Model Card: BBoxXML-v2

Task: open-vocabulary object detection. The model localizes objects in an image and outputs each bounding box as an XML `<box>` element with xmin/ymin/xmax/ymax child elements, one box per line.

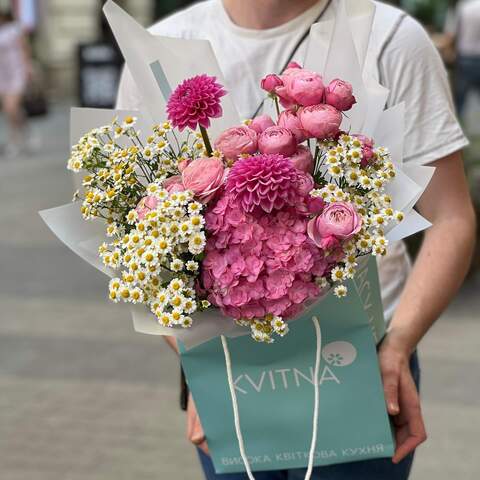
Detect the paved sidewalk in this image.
<box><xmin>0</xmin><ymin>104</ymin><xmax>479</xmax><ymax>480</ymax></box>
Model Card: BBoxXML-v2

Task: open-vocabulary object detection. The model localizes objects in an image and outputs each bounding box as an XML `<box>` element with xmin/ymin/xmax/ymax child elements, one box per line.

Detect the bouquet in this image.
<box><xmin>41</xmin><ymin>2</ymin><xmax>438</xmax><ymax>475</ymax></box>
<box><xmin>66</xmin><ymin>64</ymin><xmax>404</xmax><ymax>343</ymax></box>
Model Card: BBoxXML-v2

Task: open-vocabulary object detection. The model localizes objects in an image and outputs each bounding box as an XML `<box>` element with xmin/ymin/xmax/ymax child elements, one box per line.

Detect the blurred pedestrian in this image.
<box><xmin>0</xmin><ymin>6</ymin><xmax>31</xmax><ymax>158</ymax></box>
<box><xmin>446</xmin><ymin>0</ymin><xmax>480</xmax><ymax>117</ymax></box>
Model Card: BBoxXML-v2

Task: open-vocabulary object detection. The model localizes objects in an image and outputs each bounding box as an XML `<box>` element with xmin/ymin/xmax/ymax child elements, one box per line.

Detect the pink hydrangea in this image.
<box><xmin>166</xmin><ymin>74</ymin><xmax>226</xmax><ymax>131</ymax></box>
<box><xmin>201</xmin><ymin>192</ymin><xmax>334</xmax><ymax>322</ymax></box>
<box><xmin>226</xmin><ymin>154</ymin><xmax>301</xmax><ymax>214</ymax></box>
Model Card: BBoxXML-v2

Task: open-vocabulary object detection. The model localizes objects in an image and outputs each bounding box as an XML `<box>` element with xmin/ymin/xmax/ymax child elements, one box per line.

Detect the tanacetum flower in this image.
<box><xmin>226</xmin><ymin>154</ymin><xmax>300</xmax><ymax>213</ymax></box>
<box><xmin>166</xmin><ymin>74</ymin><xmax>226</xmax><ymax>131</ymax></box>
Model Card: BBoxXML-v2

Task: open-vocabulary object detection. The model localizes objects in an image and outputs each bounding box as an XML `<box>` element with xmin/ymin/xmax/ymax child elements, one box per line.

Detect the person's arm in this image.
<box><xmin>164</xmin><ymin>335</ymin><xmax>179</xmax><ymax>353</ymax></box>
<box><xmin>18</xmin><ymin>27</ymin><xmax>33</xmax><ymax>79</ymax></box>
<box><xmin>379</xmin><ymin>151</ymin><xmax>476</xmax><ymax>463</ymax></box>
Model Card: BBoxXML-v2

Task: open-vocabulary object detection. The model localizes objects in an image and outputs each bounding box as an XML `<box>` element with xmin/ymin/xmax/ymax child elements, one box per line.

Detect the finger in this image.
<box><xmin>198</xmin><ymin>439</ymin><xmax>210</xmax><ymax>455</ymax></box>
<box><xmin>382</xmin><ymin>371</ymin><xmax>400</xmax><ymax>415</ymax></box>
<box><xmin>190</xmin><ymin>412</ymin><xmax>206</xmax><ymax>445</ymax></box>
<box><xmin>392</xmin><ymin>429</ymin><xmax>427</xmax><ymax>464</ymax></box>
<box><xmin>392</xmin><ymin>374</ymin><xmax>427</xmax><ymax>463</ymax></box>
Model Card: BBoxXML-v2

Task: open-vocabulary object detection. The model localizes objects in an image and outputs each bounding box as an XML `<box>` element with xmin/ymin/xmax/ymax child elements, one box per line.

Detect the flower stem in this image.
<box><xmin>274</xmin><ymin>96</ymin><xmax>281</xmax><ymax>119</ymax></box>
<box><xmin>199</xmin><ymin>126</ymin><xmax>213</xmax><ymax>157</ymax></box>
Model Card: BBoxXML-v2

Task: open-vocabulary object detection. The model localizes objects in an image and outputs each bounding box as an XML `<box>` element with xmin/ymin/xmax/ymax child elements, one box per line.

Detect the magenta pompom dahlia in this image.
<box><xmin>166</xmin><ymin>74</ymin><xmax>226</xmax><ymax>131</ymax></box>
<box><xmin>226</xmin><ymin>154</ymin><xmax>301</xmax><ymax>213</ymax></box>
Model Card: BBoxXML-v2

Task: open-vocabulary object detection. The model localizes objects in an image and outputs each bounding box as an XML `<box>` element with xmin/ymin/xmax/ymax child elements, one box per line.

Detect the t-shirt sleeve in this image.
<box><xmin>379</xmin><ymin>15</ymin><xmax>469</xmax><ymax>165</ymax></box>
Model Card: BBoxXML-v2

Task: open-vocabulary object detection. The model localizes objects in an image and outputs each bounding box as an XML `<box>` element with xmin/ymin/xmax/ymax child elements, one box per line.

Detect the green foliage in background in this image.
<box><xmin>400</xmin><ymin>0</ymin><xmax>455</xmax><ymax>30</ymax></box>
<box><xmin>154</xmin><ymin>0</ymin><xmax>195</xmax><ymax>18</ymax></box>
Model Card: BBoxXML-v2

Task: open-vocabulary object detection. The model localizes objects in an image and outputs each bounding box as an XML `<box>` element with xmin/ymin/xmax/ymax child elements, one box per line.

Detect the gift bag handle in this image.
<box><xmin>221</xmin><ymin>316</ymin><xmax>322</xmax><ymax>480</ymax></box>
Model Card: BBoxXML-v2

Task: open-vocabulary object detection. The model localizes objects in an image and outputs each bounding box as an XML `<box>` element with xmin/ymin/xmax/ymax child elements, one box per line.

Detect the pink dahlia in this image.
<box><xmin>166</xmin><ymin>74</ymin><xmax>226</xmax><ymax>131</ymax></box>
<box><xmin>226</xmin><ymin>154</ymin><xmax>300</xmax><ymax>213</ymax></box>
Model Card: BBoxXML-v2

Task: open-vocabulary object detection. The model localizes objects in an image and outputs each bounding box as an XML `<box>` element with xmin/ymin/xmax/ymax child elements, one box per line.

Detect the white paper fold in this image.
<box><xmin>40</xmin><ymin>203</ymin><xmax>112</xmax><ymax>277</ymax></box>
<box><xmin>103</xmin><ymin>0</ymin><xmax>241</xmax><ymax>137</ymax></box>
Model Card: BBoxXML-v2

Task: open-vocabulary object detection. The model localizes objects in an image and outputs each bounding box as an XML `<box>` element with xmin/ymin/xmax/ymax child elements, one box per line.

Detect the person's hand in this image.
<box><xmin>378</xmin><ymin>335</ymin><xmax>427</xmax><ymax>464</ymax></box>
<box><xmin>187</xmin><ymin>393</ymin><xmax>209</xmax><ymax>455</ymax></box>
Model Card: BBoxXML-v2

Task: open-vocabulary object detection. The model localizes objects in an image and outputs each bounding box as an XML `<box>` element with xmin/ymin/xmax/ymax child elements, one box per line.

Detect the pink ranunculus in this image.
<box><xmin>285</xmin><ymin>61</ymin><xmax>302</xmax><ymax>71</ymax></box>
<box><xmin>178</xmin><ymin>159</ymin><xmax>190</xmax><ymax>173</ymax></box>
<box><xmin>214</xmin><ymin>126</ymin><xmax>258</xmax><ymax>160</ymax></box>
<box><xmin>258</xmin><ymin>126</ymin><xmax>297</xmax><ymax>157</ymax></box>
<box><xmin>325</xmin><ymin>78</ymin><xmax>356</xmax><ymax>112</ymax></box>
<box><xmin>285</xmin><ymin>69</ymin><xmax>325</xmax><ymax>107</ymax></box>
<box><xmin>163</xmin><ymin>175</ymin><xmax>185</xmax><ymax>193</ymax></box>
<box><xmin>136</xmin><ymin>195</ymin><xmax>159</xmax><ymax>220</ymax></box>
<box><xmin>298</xmin><ymin>104</ymin><xmax>342</xmax><ymax>140</ymax></box>
<box><xmin>307</xmin><ymin>196</ymin><xmax>326</xmax><ymax>215</ymax></box>
<box><xmin>290</xmin><ymin>146</ymin><xmax>314</xmax><ymax>174</ymax></box>
<box><xmin>182</xmin><ymin>157</ymin><xmax>227</xmax><ymax>203</ymax></box>
<box><xmin>261</xmin><ymin>74</ymin><xmax>283</xmax><ymax>94</ymax></box>
<box><xmin>295</xmin><ymin>171</ymin><xmax>315</xmax><ymax>196</ymax></box>
<box><xmin>277</xmin><ymin>110</ymin><xmax>307</xmax><ymax>143</ymax></box>
<box><xmin>307</xmin><ymin>202</ymin><xmax>362</xmax><ymax>248</ymax></box>
<box><xmin>249</xmin><ymin>114</ymin><xmax>275</xmax><ymax>135</ymax></box>
<box><xmin>274</xmin><ymin>85</ymin><xmax>296</xmax><ymax>109</ymax></box>
<box><xmin>354</xmin><ymin>134</ymin><xmax>375</xmax><ymax>167</ymax></box>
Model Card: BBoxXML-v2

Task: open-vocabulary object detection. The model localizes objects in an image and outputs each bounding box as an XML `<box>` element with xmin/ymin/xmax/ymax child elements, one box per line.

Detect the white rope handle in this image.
<box><xmin>221</xmin><ymin>316</ymin><xmax>322</xmax><ymax>480</ymax></box>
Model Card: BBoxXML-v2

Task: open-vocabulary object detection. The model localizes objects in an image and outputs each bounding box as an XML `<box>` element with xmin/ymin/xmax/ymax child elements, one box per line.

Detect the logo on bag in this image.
<box><xmin>322</xmin><ymin>341</ymin><xmax>357</xmax><ymax>367</ymax></box>
<box><xmin>233</xmin><ymin>341</ymin><xmax>358</xmax><ymax>395</ymax></box>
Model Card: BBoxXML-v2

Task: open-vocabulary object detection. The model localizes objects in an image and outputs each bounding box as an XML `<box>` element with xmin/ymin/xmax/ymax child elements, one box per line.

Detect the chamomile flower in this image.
<box><xmin>186</xmin><ymin>260</ymin><xmax>199</xmax><ymax>272</ymax></box>
<box><xmin>189</xmin><ymin>232</ymin><xmax>206</xmax><ymax>255</ymax></box>
<box><xmin>170</xmin><ymin>258</ymin><xmax>184</xmax><ymax>272</ymax></box>
<box><xmin>334</xmin><ymin>285</ymin><xmax>348</xmax><ymax>298</ymax></box>
<box><xmin>331</xmin><ymin>267</ymin><xmax>345</xmax><ymax>283</ymax></box>
<box><xmin>181</xmin><ymin>316</ymin><xmax>193</xmax><ymax>328</ymax></box>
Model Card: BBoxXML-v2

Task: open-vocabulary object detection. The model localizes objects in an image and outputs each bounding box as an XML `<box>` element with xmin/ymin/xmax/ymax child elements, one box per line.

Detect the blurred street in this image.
<box><xmin>0</xmin><ymin>103</ymin><xmax>479</xmax><ymax>479</ymax></box>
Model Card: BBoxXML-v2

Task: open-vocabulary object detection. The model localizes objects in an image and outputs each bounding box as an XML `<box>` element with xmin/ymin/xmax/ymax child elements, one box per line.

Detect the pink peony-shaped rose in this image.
<box><xmin>325</xmin><ymin>79</ymin><xmax>356</xmax><ymax>112</ymax></box>
<box><xmin>163</xmin><ymin>175</ymin><xmax>185</xmax><ymax>193</ymax></box>
<box><xmin>226</xmin><ymin>153</ymin><xmax>300</xmax><ymax>213</ymax></box>
<box><xmin>214</xmin><ymin>126</ymin><xmax>258</xmax><ymax>160</ymax></box>
<box><xmin>258</xmin><ymin>126</ymin><xmax>297</xmax><ymax>157</ymax></box>
<box><xmin>182</xmin><ymin>157</ymin><xmax>227</xmax><ymax>203</ymax></box>
<box><xmin>166</xmin><ymin>74</ymin><xmax>226</xmax><ymax>131</ymax></box>
<box><xmin>261</xmin><ymin>74</ymin><xmax>283</xmax><ymax>94</ymax></box>
<box><xmin>285</xmin><ymin>61</ymin><xmax>302</xmax><ymax>71</ymax></box>
<box><xmin>295</xmin><ymin>171</ymin><xmax>315</xmax><ymax>196</ymax></box>
<box><xmin>298</xmin><ymin>104</ymin><xmax>342</xmax><ymax>140</ymax></box>
<box><xmin>307</xmin><ymin>202</ymin><xmax>362</xmax><ymax>249</ymax></box>
<box><xmin>284</xmin><ymin>69</ymin><xmax>325</xmax><ymax>107</ymax></box>
<box><xmin>289</xmin><ymin>145</ymin><xmax>314</xmax><ymax>174</ymax></box>
<box><xmin>178</xmin><ymin>159</ymin><xmax>190</xmax><ymax>173</ymax></box>
<box><xmin>249</xmin><ymin>114</ymin><xmax>275</xmax><ymax>135</ymax></box>
<box><xmin>136</xmin><ymin>195</ymin><xmax>159</xmax><ymax>220</ymax></box>
<box><xmin>354</xmin><ymin>134</ymin><xmax>375</xmax><ymax>168</ymax></box>
<box><xmin>277</xmin><ymin>110</ymin><xmax>307</xmax><ymax>143</ymax></box>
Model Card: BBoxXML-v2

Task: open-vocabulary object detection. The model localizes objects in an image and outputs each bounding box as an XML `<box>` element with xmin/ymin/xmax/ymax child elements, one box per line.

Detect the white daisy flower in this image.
<box><xmin>331</xmin><ymin>267</ymin><xmax>345</xmax><ymax>283</ymax></box>
<box><xmin>334</xmin><ymin>285</ymin><xmax>348</xmax><ymax>298</ymax></box>
<box><xmin>186</xmin><ymin>260</ymin><xmax>199</xmax><ymax>272</ymax></box>
<box><xmin>170</xmin><ymin>258</ymin><xmax>184</xmax><ymax>272</ymax></box>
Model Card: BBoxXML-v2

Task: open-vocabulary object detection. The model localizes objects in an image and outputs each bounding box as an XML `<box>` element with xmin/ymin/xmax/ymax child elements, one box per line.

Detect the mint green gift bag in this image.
<box><xmin>180</xmin><ymin>257</ymin><xmax>394</xmax><ymax>474</ymax></box>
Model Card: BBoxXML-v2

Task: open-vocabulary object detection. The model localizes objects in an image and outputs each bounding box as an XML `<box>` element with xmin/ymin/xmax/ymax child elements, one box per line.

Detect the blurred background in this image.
<box><xmin>0</xmin><ymin>0</ymin><xmax>478</xmax><ymax>479</ymax></box>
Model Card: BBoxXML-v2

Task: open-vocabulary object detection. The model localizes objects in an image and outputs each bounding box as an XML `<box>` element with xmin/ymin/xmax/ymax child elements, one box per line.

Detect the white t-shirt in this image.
<box><xmin>116</xmin><ymin>0</ymin><xmax>468</xmax><ymax>323</ymax></box>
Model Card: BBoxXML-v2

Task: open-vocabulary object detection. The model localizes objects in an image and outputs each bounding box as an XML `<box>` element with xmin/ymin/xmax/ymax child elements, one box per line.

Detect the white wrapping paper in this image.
<box><xmin>40</xmin><ymin>0</ymin><xmax>434</xmax><ymax>349</ymax></box>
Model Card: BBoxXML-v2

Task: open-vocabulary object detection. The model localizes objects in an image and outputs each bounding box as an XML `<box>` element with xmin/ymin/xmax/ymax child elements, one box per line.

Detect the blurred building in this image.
<box><xmin>33</xmin><ymin>0</ymin><xmax>152</xmax><ymax>98</ymax></box>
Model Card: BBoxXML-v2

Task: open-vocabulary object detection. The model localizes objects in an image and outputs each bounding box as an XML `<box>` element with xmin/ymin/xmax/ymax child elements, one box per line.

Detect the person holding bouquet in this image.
<box><xmin>116</xmin><ymin>0</ymin><xmax>476</xmax><ymax>478</ymax></box>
